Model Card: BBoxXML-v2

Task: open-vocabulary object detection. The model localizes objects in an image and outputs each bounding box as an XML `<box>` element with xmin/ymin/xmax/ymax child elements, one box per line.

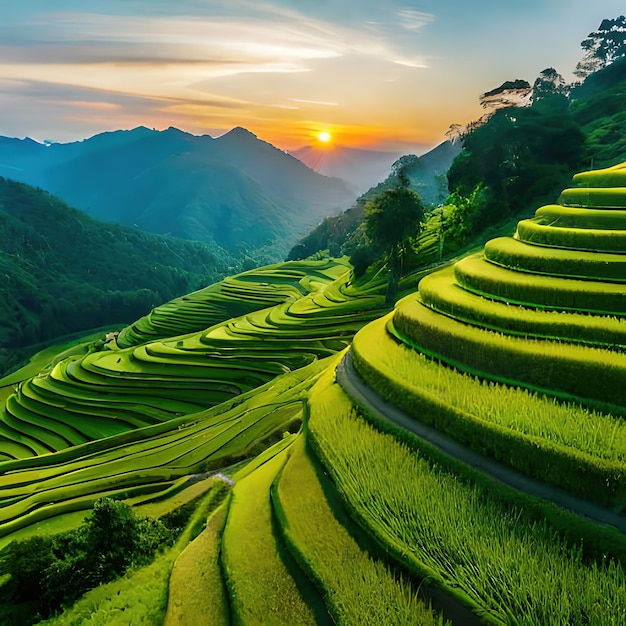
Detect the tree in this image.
<box><xmin>574</xmin><ymin>16</ymin><xmax>626</xmax><ymax>80</ymax></box>
<box><xmin>364</xmin><ymin>175</ymin><xmax>425</xmax><ymax>303</ymax></box>
<box><xmin>446</xmin><ymin>100</ymin><xmax>584</xmax><ymax>236</ymax></box>
<box><xmin>531</xmin><ymin>68</ymin><xmax>569</xmax><ymax>103</ymax></box>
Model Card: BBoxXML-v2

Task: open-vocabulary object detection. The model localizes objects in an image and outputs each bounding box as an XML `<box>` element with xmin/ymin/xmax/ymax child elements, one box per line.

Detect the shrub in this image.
<box><xmin>0</xmin><ymin>498</ymin><xmax>176</xmax><ymax>622</ymax></box>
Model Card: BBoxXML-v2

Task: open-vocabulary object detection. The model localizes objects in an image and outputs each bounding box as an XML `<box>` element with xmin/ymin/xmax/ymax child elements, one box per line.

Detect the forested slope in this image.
<box><xmin>0</xmin><ymin>178</ymin><xmax>228</xmax><ymax>375</ymax></box>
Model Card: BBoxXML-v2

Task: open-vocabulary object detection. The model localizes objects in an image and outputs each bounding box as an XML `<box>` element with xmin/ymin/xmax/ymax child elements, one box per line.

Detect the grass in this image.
<box><xmin>117</xmin><ymin>258</ymin><xmax>353</xmax><ymax>348</ymax></box>
<box><xmin>272</xmin><ymin>433</ymin><xmax>446</xmax><ymax>626</ymax></box>
<box><xmin>393</xmin><ymin>296</ymin><xmax>626</xmax><ymax>412</ymax></box>
<box><xmin>417</xmin><ymin>266</ymin><xmax>626</xmax><ymax>349</ymax></box>
<box><xmin>164</xmin><ymin>503</ymin><xmax>230</xmax><ymax>626</ymax></box>
<box><xmin>0</xmin><ymin>327</ymin><xmax>121</xmax><ymax>388</ymax></box>
<box><xmin>516</xmin><ymin>217</ymin><xmax>626</xmax><ymax>252</ymax></box>
<box><xmin>221</xmin><ymin>443</ymin><xmax>324</xmax><ymax>625</ymax></box>
<box><xmin>484</xmin><ymin>236</ymin><xmax>626</xmax><ymax>281</ymax></box>
<box><xmin>455</xmin><ymin>253</ymin><xmax>626</xmax><ymax>314</ymax></box>
<box><xmin>559</xmin><ymin>187</ymin><xmax>626</xmax><ymax>208</ymax></box>
<box><xmin>353</xmin><ymin>312</ymin><xmax>626</xmax><ymax>506</ymax></box>
<box><xmin>572</xmin><ymin>161</ymin><xmax>626</xmax><ymax>188</ymax></box>
<box><xmin>534</xmin><ymin>204</ymin><xmax>626</xmax><ymax>229</ymax></box>
<box><xmin>40</xmin><ymin>481</ymin><xmax>228</xmax><ymax>626</ymax></box>
<box><xmin>306</xmin><ymin>369</ymin><xmax>626</xmax><ymax>625</ymax></box>
<box><xmin>360</xmin><ymin>314</ymin><xmax>626</xmax><ymax>464</ymax></box>
<box><xmin>0</xmin><ymin>358</ymin><xmax>328</xmax><ymax>544</ymax></box>
<box><xmin>0</xmin><ymin>259</ymin><xmax>385</xmax><ymax>460</ymax></box>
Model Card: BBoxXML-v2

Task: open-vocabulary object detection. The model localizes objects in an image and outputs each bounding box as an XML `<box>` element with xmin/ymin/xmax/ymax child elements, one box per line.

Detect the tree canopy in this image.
<box><xmin>575</xmin><ymin>15</ymin><xmax>626</xmax><ymax>80</ymax></box>
<box><xmin>364</xmin><ymin>177</ymin><xmax>425</xmax><ymax>302</ymax></box>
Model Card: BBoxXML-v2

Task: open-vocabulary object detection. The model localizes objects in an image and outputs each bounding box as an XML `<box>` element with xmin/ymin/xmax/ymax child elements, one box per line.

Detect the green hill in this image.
<box><xmin>0</xmin><ymin>177</ymin><xmax>230</xmax><ymax>376</ymax></box>
<box><xmin>0</xmin><ymin>161</ymin><xmax>625</xmax><ymax>624</ymax></box>
<box><xmin>0</xmin><ymin>126</ymin><xmax>354</xmax><ymax>264</ymax></box>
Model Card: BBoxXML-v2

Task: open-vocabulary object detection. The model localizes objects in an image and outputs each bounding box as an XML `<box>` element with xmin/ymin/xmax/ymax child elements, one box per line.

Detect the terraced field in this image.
<box><xmin>0</xmin><ymin>256</ymin><xmax>414</xmax><ymax>624</ymax></box>
<box><xmin>0</xmin><ymin>259</ymin><xmax>384</xmax><ymax>461</ymax></box>
<box><xmin>3</xmin><ymin>164</ymin><xmax>626</xmax><ymax>625</ymax></box>
<box><xmin>0</xmin><ymin>259</ymin><xmax>389</xmax><ymax>542</ymax></box>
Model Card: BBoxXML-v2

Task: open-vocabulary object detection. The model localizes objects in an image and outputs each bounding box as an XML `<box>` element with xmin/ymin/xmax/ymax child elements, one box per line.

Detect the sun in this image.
<box><xmin>317</xmin><ymin>131</ymin><xmax>332</xmax><ymax>144</ymax></box>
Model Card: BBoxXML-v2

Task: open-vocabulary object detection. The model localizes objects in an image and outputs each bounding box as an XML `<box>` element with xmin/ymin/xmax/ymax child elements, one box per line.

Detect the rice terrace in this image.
<box><xmin>0</xmin><ymin>160</ymin><xmax>624</xmax><ymax>624</ymax></box>
<box><xmin>2</xmin><ymin>4</ymin><xmax>626</xmax><ymax>625</ymax></box>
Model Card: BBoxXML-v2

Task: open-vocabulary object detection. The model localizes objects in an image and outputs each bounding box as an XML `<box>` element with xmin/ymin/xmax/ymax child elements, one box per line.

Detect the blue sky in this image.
<box><xmin>1</xmin><ymin>1</ymin><xmax>624</xmax><ymax>151</ymax></box>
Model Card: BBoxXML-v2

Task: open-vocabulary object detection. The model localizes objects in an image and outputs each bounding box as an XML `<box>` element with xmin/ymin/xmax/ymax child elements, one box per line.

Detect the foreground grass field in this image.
<box><xmin>309</xmin><ymin>367</ymin><xmax>626</xmax><ymax>625</ymax></box>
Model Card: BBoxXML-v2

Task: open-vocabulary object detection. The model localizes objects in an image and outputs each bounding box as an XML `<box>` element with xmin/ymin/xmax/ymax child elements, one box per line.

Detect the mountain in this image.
<box><xmin>0</xmin><ymin>177</ymin><xmax>230</xmax><ymax>375</ymax></box>
<box><xmin>290</xmin><ymin>144</ymin><xmax>411</xmax><ymax>194</ymax></box>
<box><xmin>288</xmin><ymin>140</ymin><xmax>461</xmax><ymax>260</ymax></box>
<box><xmin>0</xmin><ymin>126</ymin><xmax>354</xmax><ymax>263</ymax></box>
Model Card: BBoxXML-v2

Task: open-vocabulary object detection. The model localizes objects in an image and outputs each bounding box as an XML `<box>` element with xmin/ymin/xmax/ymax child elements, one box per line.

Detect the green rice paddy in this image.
<box><xmin>2</xmin><ymin>163</ymin><xmax>626</xmax><ymax>624</ymax></box>
<box><xmin>307</xmin><ymin>369</ymin><xmax>626</xmax><ymax>625</ymax></box>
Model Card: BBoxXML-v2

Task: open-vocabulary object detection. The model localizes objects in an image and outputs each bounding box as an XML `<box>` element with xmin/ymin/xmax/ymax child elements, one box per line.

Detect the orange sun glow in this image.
<box><xmin>317</xmin><ymin>131</ymin><xmax>331</xmax><ymax>143</ymax></box>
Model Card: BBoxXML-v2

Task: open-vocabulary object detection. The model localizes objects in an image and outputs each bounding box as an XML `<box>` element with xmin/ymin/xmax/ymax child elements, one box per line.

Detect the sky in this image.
<box><xmin>1</xmin><ymin>1</ymin><xmax>624</xmax><ymax>152</ymax></box>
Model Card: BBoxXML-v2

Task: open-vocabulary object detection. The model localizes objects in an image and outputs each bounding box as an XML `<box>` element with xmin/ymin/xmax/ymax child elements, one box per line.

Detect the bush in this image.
<box><xmin>0</xmin><ymin>498</ymin><xmax>176</xmax><ymax>622</ymax></box>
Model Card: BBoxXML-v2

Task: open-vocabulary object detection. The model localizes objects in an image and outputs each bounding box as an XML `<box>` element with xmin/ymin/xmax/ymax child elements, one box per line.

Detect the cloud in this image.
<box><xmin>0</xmin><ymin>1</ymin><xmax>440</xmax><ymax>145</ymax></box>
<box><xmin>395</xmin><ymin>9</ymin><xmax>436</xmax><ymax>32</ymax></box>
<box><xmin>0</xmin><ymin>3</ymin><xmax>435</xmax><ymax>73</ymax></box>
<box><xmin>0</xmin><ymin>78</ymin><xmax>250</xmax><ymax>113</ymax></box>
<box><xmin>392</xmin><ymin>57</ymin><xmax>429</xmax><ymax>69</ymax></box>
<box><xmin>289</xmin><ymin>98</ymin><xmax>339</xmax><ymax>106</ymax></box>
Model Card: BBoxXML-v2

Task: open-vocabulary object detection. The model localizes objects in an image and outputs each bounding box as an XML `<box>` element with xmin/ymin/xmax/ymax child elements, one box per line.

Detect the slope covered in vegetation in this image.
<box><xmin>0</xmin><ymin>126</ymin><xmax>353</xmax><ymax>264</ymax></box>
<box><xmin>0</xmin><ymin>178</ymin><xmax>230</xmax><ymax>376</ymax></box>
<box><xmin>1</xmin><ymin>164</ymin><xmax>626</xmax><ymax>625</ymax></box>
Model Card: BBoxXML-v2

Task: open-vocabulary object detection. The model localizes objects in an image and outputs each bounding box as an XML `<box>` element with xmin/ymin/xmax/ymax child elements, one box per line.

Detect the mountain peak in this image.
<box><xmin>219</xmin><ymin>127</ymin><xmax>258</xmax><ymax>141</ymax></box>
<box><xmin>162</xmin><ymin>126</ymin><xmax>193</xmax><ymax>137</ymax></box>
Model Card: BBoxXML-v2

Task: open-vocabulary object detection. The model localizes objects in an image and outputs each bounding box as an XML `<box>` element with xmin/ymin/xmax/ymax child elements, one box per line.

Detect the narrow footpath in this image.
<box><xmin>336</xmin><ymin>350</ymin><xmax>626</xmax><ymax>534</ymax></box>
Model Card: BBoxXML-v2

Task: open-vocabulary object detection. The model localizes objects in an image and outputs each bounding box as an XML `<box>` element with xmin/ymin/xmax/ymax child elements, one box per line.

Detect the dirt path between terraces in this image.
<box><xmin>336</xmin><ymin>351</ymin><xmax>626</xmax><ymax>533</ymax></box>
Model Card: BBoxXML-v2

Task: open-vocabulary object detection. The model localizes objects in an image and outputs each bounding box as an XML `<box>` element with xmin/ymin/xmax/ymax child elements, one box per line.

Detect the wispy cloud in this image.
<box><xmin>395</xmin><ymin>9</ymin><xmax>436</xmax><ymax>32</ymax></box>
<box><xmin>392</xmin><ymin>57</ymin><xmax>429</xmax><ymax>69</ymax></box>
<box><xmin>0</xmin><ymin>1</ymin><xmax>440</xmax><ymax>146</ymax></box>
<box><xmin>289</xmin><ymin>98</ymin><xmax>339</xmax><ymax>106</ymax></box>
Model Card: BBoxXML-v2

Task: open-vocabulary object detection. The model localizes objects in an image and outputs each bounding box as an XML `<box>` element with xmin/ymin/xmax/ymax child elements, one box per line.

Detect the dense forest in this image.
<box><xmin>0</xmin><ymin>178</ymin><xmax>230</xmax><ymax>375</ymax></box>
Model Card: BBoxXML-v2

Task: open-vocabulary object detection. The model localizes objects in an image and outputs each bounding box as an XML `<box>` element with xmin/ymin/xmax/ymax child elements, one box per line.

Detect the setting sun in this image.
<box><xmin>317</xmin><ymin>131</ymin><xmax>331</xmax><ymax>143</ymax></box>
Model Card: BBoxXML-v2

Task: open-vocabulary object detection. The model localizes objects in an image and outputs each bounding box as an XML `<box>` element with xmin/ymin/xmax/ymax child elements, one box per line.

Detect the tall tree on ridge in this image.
<box><xmin>364</xmin><ymin>168</ymin><xmax>425</xmax><ymax>303</ymax></box>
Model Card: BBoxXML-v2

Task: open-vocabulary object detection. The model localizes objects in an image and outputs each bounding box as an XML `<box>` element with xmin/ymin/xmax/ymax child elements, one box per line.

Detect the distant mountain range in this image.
<box><xmin>0</xmin><ymin>126</ymin><xmax>354</xmax><ymax>263</ymax></box>
<box><xmin>290</xmin><ymin>144</ymin><xmax>414</xmax><ymax>194</ymax></box>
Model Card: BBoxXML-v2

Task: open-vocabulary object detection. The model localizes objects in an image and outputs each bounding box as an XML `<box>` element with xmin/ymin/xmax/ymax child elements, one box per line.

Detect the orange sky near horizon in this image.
<box><xmin>1</xmin><ymin>1</ymin><xmax>625</xmax><ymax>153</ymax></box>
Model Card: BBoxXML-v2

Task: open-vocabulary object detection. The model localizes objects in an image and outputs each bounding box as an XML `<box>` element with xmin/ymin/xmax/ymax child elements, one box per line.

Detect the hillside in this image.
<box><xmin>0</xmin><ymin>177</ymin><xmax>229</xmax><ymax>376</ymax></box>
<box><xmin>288</xmin><ymin>140</ymin><xmax>460</xmax><ymax>260</ymax></box>
<box><xmin>0</xmin><ymin>161</ymin><xmax>625</xmax><ymax>624</ymax></box>
<box><xmin>0</xmin><ymin>126</ymin><xmax>354</xmax><ymax>264</ymax></box>
<box><xmin>571</xmin><ymin>55</ymin><xmax>626</xmax><ymax>167</ymax></box>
